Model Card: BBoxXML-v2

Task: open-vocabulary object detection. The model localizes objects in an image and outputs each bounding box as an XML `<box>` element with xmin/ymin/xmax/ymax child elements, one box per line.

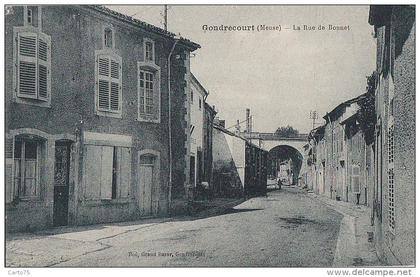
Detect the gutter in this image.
<box><xmin>167</xmin><ymin>38</ymin><xmax>179</xmax><ymax>215</ymax></box>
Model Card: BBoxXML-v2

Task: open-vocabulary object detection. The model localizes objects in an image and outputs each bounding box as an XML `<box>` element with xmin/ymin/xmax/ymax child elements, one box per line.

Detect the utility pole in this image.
<box><xmin>309</xmin><ymin>110</ymin><xmax>318</xmax><ymax>130</ymax></box>
<box><xmin>163</xmin><ymin>5</ymin><xmax>168</xmax><ymax>31</ymax></box>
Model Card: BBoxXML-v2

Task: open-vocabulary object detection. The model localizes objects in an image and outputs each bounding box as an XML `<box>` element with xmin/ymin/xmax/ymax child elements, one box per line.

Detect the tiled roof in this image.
<box><xmin>88</xmin><ymin>5</ymin><xmax>200</xmax><ymax>50</ymax></box>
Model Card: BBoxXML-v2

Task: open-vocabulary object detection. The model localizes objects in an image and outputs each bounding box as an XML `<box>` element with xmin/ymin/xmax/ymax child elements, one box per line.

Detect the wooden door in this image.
<box><xmin>139</xmin><ymin>164</ymin><xmax>153</xmax><ymax>216</ymax></box>
<box><xmin>53</xmin><ymin>142</ymin><xmax>71</xmax><ymax>226</ymax></box>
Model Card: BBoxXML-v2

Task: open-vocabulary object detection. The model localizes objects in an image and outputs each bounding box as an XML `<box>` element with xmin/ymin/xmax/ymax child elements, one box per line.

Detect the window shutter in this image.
<box><xmin>352</xmin><ymin>165</ymin><xmax>360</xmax><ymax>193</ymax></box>
<box><xmin>38</xmin><ymin>33</ymin><xmax>51</xmax><ymax>100</ymax></box>
<box><xmin>100</xmin><ymin>146</ymin><xmax>113</xmax><ymax>199</ymax></box>
<box><xmin>83</xmin><ymin>145</ymin><xmax>102</xmax><ymax>200</ymax></box>
<box><xmin>118</xmin><ymin>147</ymin><xmax>131</xmax><ymax>198</ymax></box>
<box><xmin>5</xmin><ymin>137</ymin><xmax>14</xmax><ymax>203</ymax></box>
<box><xmin>110</xmin><ymin>59</ymin><xmax>120</xmax><ymax>111</ymax></box>
<box><xmin>17</xmin><ymin>32</ymin><xmax>38</xmax><ymax>98</ymax></box>
<box><xmin>98</xmin><ymin>56</ymin><xmax>110</xmax><ymax>110</ymax></box>
<box><xmin>97</xmin><ymin>55</ymin><xmax>121</xmax><ymax>113</ymax></box>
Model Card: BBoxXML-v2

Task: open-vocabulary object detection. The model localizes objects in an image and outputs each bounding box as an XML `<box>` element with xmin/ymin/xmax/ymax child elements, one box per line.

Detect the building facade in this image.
<box><xmin>188</xmin><ymin>73</ymin><xmax>207</xmax><ymax>195</ymax></box>
<box><xmin>212</xmin><ymin>120</ymin><xmax>268</xmax><ymax>198</ymax></box>
<box><xmin>369</xmin><ymin>5</ymin><xmax>415</xmax><ymax>265</ymax></box>
<box><xmin>304</xmin><ymin>93</ymin><xmax>374</xmax><ymax>205</ymax></box>
<box><xmin>5</xmin><ymin>5</ymin><xmax>199</xmax><ymax>232</ymax></box>
<box><xmin>203</xmin><ymin>103</ymin><xmax>217</xmax><ymax>195</ymax></box>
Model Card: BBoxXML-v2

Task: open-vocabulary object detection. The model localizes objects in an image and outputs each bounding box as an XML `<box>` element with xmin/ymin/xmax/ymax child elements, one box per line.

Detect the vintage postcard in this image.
<box><xmin>3</xmin><ymin>3</ymin><xmax>415</xmax><ymax>271</ymax></box>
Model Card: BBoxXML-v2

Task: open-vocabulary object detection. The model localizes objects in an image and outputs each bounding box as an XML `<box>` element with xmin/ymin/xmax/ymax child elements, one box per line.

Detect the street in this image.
<box><xmin>7</xmin><ymin>187</ymin><xmax>345</xmax><ymax>267</ymax></box>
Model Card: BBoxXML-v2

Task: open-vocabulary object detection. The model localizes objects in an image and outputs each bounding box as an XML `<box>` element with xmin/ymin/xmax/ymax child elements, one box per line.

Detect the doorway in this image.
<box><xmin>139</xmin><ymin>154</ymin><xmax>156</xmax><ymax>216</ymax></box>
<box><xmin>53</xmin><ymin>141</ymin><xmax>71</xmax><ymax>227</ymax></box>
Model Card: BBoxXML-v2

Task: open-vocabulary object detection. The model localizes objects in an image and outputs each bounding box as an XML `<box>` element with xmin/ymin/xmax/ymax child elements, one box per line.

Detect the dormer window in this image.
<box><xmin>104</xmin><ymin>27</ymin><xmax>113</xmax><ymax>48</ymax></box>
<box><xmin>27</xmin><ymin>8</ymin><xmax>33</xmax><ymax>25</ymax></box>
<box><xmin>144</xmin><ymin>39</ymin><xmax>155</xmax><ymax>63</ymax></box>
<box><xmin>24</xmin><ymin>6</ymin><xmax>40</xmax><ymax>28</ymax></box>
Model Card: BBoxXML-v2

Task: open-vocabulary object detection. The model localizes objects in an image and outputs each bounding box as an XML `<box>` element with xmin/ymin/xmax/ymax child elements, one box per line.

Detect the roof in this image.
<box><xmin>87</xmin><ymin>5</ymin><xmax>200</xmax><ymax>51</ymax></box>
<box><xmin>190</xmin><ymin>73</ymin><xmax>209</xmax><ymax>97</ymax></box>
<box><xmin>213</xmin><ymin>123</ymin><xmax>267</xmax><ymax>152</ymax></box>
<box><xmin>308</xmin><ymin>124</ymin><xmax>326</xmax><ymax>141</ymax></box>
<box><xmin>339</xmin><ymin>113</ymin><xmax>358</xmax><ymax>126</ymax></box>
<box><xmin>204</xmin><ymin>102</ymin><xmax>217</xmax><ymax>116</ymax></box>
<box><xmin>368</xmin><ymin>5</ymin><xmax>392</xmax><ymax>27</ymax></box>
<box><xmin>323</xmin><ymin>93</ymin><xmax>366</xmax><ymax>120</ymax></box>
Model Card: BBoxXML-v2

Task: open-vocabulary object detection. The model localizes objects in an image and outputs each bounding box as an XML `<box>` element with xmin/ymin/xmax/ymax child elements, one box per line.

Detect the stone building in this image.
<box><xmin>188</xmin><ymin>73</ymin><xmax>208</xmax><ymax>197</ymax></box>
<box><xmin>203</xmin><ymin>103</ymin><xmax>217</xmax><ymax>195</ymax></box>
<box><xmin>5</xmin><ymin>5</ymin><xmax>199</xmax><ymax>232</ymax></box>
<box><xmin>304</xmin><ymin>91</ymin><xmax>375</xmax><ymax>206</ymax></box>
<box><xmin>369</xmin><ymin>5</ymin><xmax>415</xmax><ymax>265</ymax></box>
<box><xmin>212</xmin><ymin>120</ymin><xmax>268</xmax><ymax>198</ymax></box>
<box><xmin>322</xmin><ymin>94</ymin><xmax>366</xmax><ymax>201</ymax></box>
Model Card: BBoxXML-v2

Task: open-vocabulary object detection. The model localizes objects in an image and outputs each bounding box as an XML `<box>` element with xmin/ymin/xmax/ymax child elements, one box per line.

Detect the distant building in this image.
<box><xmin>5</xmin><ymin>5</ymin><xmax>199</xmax><ymax>232</ymax></box>
<box><xmin>322</xmin><ymin>94</ymin><xmax>366</xmax><ymax>201</ymax></box>
<box><xmin>304</xmin><ymin>92</ymin><xmax>374</xmax><ymax>204</ymax></box>
<box><xmin>188</xmin><ymin>74</ymin><xmax>207</xmax><ymax>192</ymax></box>
<box><xmin>369</xmin><ymin>5</ymin><xmax>415</xmax><ymax>265</ymax></box>
<box><xmin>203</xmin><ymin>103</ymin><xmax>217</xmax><ymax>195</ymax></box>
<box><xmin>188</xmin><ymin>73</ymin><xmax>216</xmax><ymax>200</ymax></box>
<box><xmin>212</xmin><ymin>120</ymin><xmax>268</xmax><ymax>198</ymax></box>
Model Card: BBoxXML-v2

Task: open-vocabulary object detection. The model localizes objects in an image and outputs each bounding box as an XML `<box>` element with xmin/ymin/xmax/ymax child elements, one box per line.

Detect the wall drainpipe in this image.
<box><xmin>167</xmin><ymin>37</ymin><xmax>179</xmax><ymax>215</ymax></box>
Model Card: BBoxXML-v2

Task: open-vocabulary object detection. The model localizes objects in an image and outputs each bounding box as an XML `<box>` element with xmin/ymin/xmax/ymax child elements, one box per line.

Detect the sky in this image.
<box><xmin>110</xmin><ymin>5</ymin><xmax>376</xmax><ymax>134</ymax></box>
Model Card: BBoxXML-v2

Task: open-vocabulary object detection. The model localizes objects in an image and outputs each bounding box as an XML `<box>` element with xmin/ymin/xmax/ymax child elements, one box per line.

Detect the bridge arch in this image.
<box><xmin>267</xmin><ymin>145</ymin><xmax>303</xmax><ymax>185</ymax></box>
<box><xmin>242</xmin><ymin>132</ymin><xmax>308</xmax><ymax>184</ymax></box>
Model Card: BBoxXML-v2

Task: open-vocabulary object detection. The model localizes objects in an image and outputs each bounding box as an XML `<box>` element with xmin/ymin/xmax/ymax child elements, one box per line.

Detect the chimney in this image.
<box><xmin>249</xmin><ymin>115</ymin><xmax>253</xmax><ymax>133</ymax></box>
<box><xmin>219</xmin><ymin>120</ymin><xmax>226</xmax><ymax>128</ymax></box>
<box><xmin>235</xmin><ymin>120</ymin><xmax>241</xmax><ymax>133</ymax></box>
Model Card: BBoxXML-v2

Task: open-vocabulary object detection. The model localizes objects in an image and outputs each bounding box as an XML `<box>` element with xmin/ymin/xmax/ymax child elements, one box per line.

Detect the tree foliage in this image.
<box><xmin>357</xmin><ymin>72</ymin><xmax>377</xmax><ymax>145</ymax></box>
<box><xmin>275</xmin><ymin>125</ymin><xmax>299</xmax><ymax>137</ymax></box>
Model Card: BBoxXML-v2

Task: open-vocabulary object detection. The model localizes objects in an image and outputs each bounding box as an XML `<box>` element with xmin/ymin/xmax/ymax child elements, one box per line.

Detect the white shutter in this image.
<box><xmin>38</xmin><ymin>32</ymin><xmax>50</xmax><ymax>101</ymax></box>
<box><xmin>118</xmin><ymin>147</ymin><xmax>131</xmax><ymax>198</ymax></box>
<box><xmin>83</xmin><ymin>145</ymin><xmax>102</xmax><ymax>200</ymax></box>
<box><xmin>100</xmin><ymin>146</ymin><xmax>113</xmax><ymax>199</ymax></box>
<box><xmin>97</xmin><ymin>56</ymin><xmax>110</xmax><ymax>110</ymax></box>
<box><xmin>5</xmin><ymin>137</ymin><xmax>14</xmax><ymax>203</ymax></box>
<box><xmin>110</xmin><ymin>59</ymin><xmax>120</xmax><ymax>111</ymax></box>
<box><xmin>352</xmin><ymin>165</ymin><xmax>360</xmax><ymax>193</ymax></box>
<box><xmin>17</xmin><ymin>32</ymin><xmax>38</xmax><ymax>99</ymax></box>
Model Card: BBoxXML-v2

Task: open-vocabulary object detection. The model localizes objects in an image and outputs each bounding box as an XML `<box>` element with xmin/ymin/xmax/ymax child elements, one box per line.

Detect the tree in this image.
<box><xmin>357</xmin><ymin>72</ymin><xmax>377</xmax><ymax>145</ymax></box>
<box><xmin>275</xmin><ymin>125</ymin><xmax>299</xmax><ymax>137</ymax></box>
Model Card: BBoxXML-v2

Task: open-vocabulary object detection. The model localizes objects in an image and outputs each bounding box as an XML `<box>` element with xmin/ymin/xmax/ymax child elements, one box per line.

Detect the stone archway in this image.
<box><xmin>268</xmin><ymin>145</ymin><xmax>304</xmax><ymax>185</ymax></box>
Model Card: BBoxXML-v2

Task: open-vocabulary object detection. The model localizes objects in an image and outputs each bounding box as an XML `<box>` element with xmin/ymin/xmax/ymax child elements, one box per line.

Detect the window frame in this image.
<box><xmin>137</xmin><ymin>62</ymin><xmax>161</xmax><ymax>123</ymax></box>
<box><xmin>13</xmin><ymin>138</ymin><xmax>41</xmax><ymax>200</ymax></box>
<box><xmin>143</xmin><ymin>38</ymin><xmax>155</xmax><ymax>63</ymax></box>
<box><xmin>103</xmin><ymin>26</ymin><xmax>115</xmax><ymax>49</ymax></box>
<box><xmin>94</xmin><ymin>49</ymin><xmax>123</xmax><ymax>118</ymax></box>
<box><xmin>13</xmin><ymin>26</ymin><xmax>51</xmax><ymax>107</ymax></box>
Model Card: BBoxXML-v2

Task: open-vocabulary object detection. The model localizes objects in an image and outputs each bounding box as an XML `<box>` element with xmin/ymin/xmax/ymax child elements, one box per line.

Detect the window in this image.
<box><xmin>199</xmin><ymin>98</ymin><xmax>202</xmax><ymax>110</ymax></box>
<box><xmin>351</xmin><ymin>164</ymin><xmax>360</xmax><ymax>194</ymax></box>
<box><xmin>15</xmin><ymin>31</ymin><xmax>51</xmax><ymax>102</ymax></box>
<box><xmin>24</xmin><ymin>6</ymin><xmax>39</xmax><ymax>27</ymax></box>
<box><xmin>13</xmin><ymin>139</ymin><xmax>41</xmax><ymax>199</ymax></box>
<box><xmin>139</xmin><ymin>70</ymin><xmax>154</xmax><ymax>115</ymax></box>
<box><xmin>137</xmin><ymin>62</ymin><xmax>161</xmax><ymax>123</ymax></box>
<box><xmin>190</xmin><ymin>90</ymin><xmax>194</xmax><ymax>104</ymax></box>
<box><xmin>27</xmin><ymin>8</ymin><xmax>33</xmax><ymax>25</ymax></box>
<box><xmin>104</xmin><ymin>28</ymin><xmax>113</xmax><ymax>48</ymax></box>
<box><xmin>144</xmin><ymin>39</ymin><xmax>154</xmax><ymax>62</ymax></box>
<box><xmin>83</xmin><ymin>145</ymin><xmax>131</xmax><ymax>200</ymax></box>
<box><xmin>95</xmin><ymin>53</ymin><xmax>122</xmax><ymax>116</ymax></box>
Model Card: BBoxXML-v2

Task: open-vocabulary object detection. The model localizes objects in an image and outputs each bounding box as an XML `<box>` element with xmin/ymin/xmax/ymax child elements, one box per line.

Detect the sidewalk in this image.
<box><xmin>304</xmin><ymin>190</ymin><xmax>383</xmax><ymax>267</ymax></box>
<box><xmin>6</xmin><ymin>197</ymin><xmax>243</xmax><ymax>267</ymax></box>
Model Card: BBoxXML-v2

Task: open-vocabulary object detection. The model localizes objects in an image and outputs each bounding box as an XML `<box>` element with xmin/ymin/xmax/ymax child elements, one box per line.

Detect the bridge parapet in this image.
<box><xmin>240</xmin><ymin>132</ymin><xmax>308</xmax><ymax>141</ymax></box>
